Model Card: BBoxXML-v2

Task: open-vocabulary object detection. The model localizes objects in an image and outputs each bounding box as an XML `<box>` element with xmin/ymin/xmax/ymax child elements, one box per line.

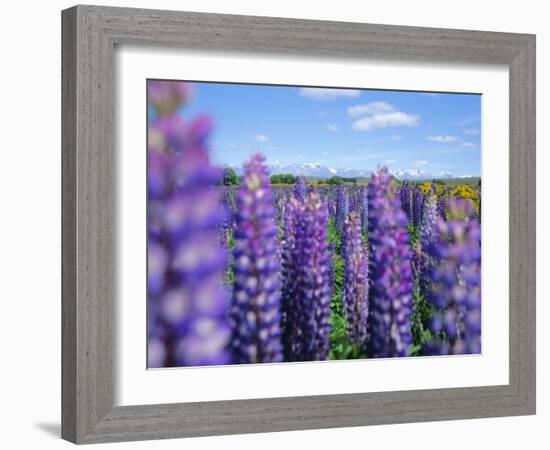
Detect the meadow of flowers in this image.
<box><xmin>147</xmin><ymin>80</ymin><xmax>482</xmax><ymax>368</ymax></box>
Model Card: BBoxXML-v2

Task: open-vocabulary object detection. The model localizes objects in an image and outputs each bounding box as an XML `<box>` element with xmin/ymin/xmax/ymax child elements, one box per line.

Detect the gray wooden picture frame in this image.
<box><xmin>61</xmin><ymin>4</ymin><xmax>536</xmax><ymax>444</ymax></box>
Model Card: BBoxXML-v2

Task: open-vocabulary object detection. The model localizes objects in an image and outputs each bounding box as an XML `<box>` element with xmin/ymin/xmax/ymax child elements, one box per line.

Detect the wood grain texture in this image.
<box><xmin>61</xmin><ymin>7</ymin><xmax>77</xmax><ymax>443</ymax></box>
<box><xmin>62</xmin><ymin>5</ymin><xmax>115</xmax><ymax>443</ymax></box>
<box><xmin>61</xmin><ymin>4</ymin><xmax>536</xmax><ymax>444</ymax></box>
<box><xmin>508</xmin><ymin>36</ymin><xmax>536</xmax><ymax>409</ymax></box>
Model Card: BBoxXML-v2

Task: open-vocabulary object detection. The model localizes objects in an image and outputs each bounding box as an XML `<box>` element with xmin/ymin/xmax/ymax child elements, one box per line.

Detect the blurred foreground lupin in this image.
<box><xmin>147</xmin><ymin>80</ymin><xmax>231</xmax><ymax>368</ymax></box>
<box><xmin>423</xmin><ymin>199</ymin><xmax>481</xmax><ymax>355</ymax></box>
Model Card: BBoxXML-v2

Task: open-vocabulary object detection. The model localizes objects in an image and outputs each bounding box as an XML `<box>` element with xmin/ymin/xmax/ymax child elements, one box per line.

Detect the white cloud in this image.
<box><xmin>299</xmin><ymin>88</ymin><xmax>361</xmax><ymax>101</ymax></box>
<box><xmin>348</xmin><ymin>101</ymin><xmax>395</xmax><ymax>117</ymax></box>
<box><xmin>352</xmin><ymin>111</ymin><xmax>419</xmax><ymax>131</ymax></box>
<box><xmin>461</xmin><ymin>142</ymin><xmax>477</xmax><ymax>148</ymax></box>
<box><xmin>414</xmin><ymin>160</ymin><xmax>429</xmax><ymax>166</ymax></box>
<box><xmin>427</xmin><ymin>135</ymin><xmax>459</xmax><ymax>143</ymax></box>
<box><xmin>324</xmin><ymin>123</ymin><xmax>339</xmax><ymax>132</ymax></box>
<box><xmin>254</xmin><ymin>134</ymin><xmax>269</xmax><ymax>142</ymax></box>
<box><xmin>385</xmin><ymin>159</ymin><xmax>397</xmax><ymax>164</ymax></box>
<box><xmin>348</xmin><ymin>102</ymin><xmax>419</xmax><ymax>131</ymax></box>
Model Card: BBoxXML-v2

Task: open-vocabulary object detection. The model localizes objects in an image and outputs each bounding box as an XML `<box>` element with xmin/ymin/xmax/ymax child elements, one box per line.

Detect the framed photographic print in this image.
<box><xmin>62</xmin><ymin>5</ymin><xmax>536</xmax><ymax>444</ymax></box>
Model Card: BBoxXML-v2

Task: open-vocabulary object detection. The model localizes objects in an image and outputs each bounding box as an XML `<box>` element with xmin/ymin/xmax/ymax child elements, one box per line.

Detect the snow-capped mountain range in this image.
<box><xmin>226</xmin><ymin>162</ymin><xmax>459</xmax><ymax>180</ymax></box>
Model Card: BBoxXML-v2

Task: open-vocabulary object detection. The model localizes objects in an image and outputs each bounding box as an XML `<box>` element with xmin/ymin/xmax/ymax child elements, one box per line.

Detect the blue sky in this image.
<box><xmin>172</xmin><ymin>82</ymin><xmax>481</xmax><ymax>177</ymax></box>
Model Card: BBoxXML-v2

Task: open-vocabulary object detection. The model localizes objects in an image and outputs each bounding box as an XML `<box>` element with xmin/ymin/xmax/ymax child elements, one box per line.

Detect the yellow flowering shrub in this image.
<box><xmin>450</xmin><ymin>185</ymin><xmax>480</xmax><ymax>214</ymax></box>
<box><xmin>420</xmin><ymin>181</ymin><xmax>446</xmax><ymax>196</ymax></box>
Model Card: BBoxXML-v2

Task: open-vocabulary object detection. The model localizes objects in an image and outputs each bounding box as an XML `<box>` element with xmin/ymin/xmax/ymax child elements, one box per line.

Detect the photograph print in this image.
<box><xmin>147</xmin><ymin>80</ymin><xmax>482</xmax><ymax>368</ymax></box>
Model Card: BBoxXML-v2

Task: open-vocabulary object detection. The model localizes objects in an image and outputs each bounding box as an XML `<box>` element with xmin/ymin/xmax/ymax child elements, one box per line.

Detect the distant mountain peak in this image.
<box><xmin>224</xmin><ymin>162</ymin><xmax>456</xmax><ymax>180</ymax></box>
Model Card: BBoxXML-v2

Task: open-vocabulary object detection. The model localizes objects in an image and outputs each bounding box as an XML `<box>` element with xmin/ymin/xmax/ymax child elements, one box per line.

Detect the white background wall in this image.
<box><xmin>0</xmin><ymin>0</ymin><xmax>546</xmax><ymax>448</ymax></box>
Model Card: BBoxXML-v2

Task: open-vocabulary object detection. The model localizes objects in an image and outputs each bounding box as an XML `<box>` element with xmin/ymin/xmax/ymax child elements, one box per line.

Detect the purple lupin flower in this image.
<box><xmin>298</xmin><ymin>192</ymin><xmax>332</xmax><ymax>360</ymax></box>
<box><xmin>437</xmin><ymin>192</ymin><xmax>448</xmax><ymax>220</ymax></box>
<box><xmin>412</xmin><ymin>184</ymin><xmax>426</xmax><ymax>228</ymax></box>
<box><xmin>273</xmin><ymin>189</ymin><xmax>286</xmax><ymax>225</ymax></box>
<box><xmin>336</xmin><ymin>186</ymin><xmax>349</xmax><ymax>234</ymax></box>
<box><xmin>359</xmin><ymin>187</ymin><xmax>369</xmax><ymax>234</ymax></box>
<box><xmin>147</xmin><ymin>80</ymin><xmax>230</xmax><ymax>368</ymax></box>
<box><xmin>400</xmin><ymin>181</ymin><xmax>412</xmax><ymax>223</ymax></box>
<box><xmin>423</xmin><ymin>198</ymin><xmax>481</xmax><ymax>355</ymax></box>
<box><xmin>294</xmin><ymin>175</ymin><xmax>307</xmax><ymax>202</ymax></box>
<box><xmin>281</xmin><ymin>192</ymin><xmax>331</xmax><ymax>361</ymax></box>
<box><xmin>328</xmin><ymin>241</ymin><xmax>336</xmax><ymax>295</ymax></box>
<box><xmin>327</xmin><ymin>195</ymin><xmax>336</xmax><ymax>221</ymax></box>
<box><xmin>349</xmin><ymin>192</ymin><xmax>358</xmax><ymax>214</ymax></box>
<box><xmin>223</xmin><ymin>188</ymin><xmax>236</xmax><ymax>223</ymax></box>
<box><xmin>218</xmin><ymin>188</ymin><xmax>236</xmax><ymax>247</ymax></box>
<box><xmin>342</xmin><ymin>212</ymin><xmax>369</xmax><ymax>349</ymax></box>
<box><xmin>367</xmin><ymin>167</ymin><xmax>414</xmax><ymax>358</ymax></box>
<box><xmin>280</xmin><ymin>197</ymin><xmax>299</xmax><ymax>359</ymax></box>
<box><xmin>148</xmin><ymin>79</ymin><xmax>191</xmax><ymax>118</ymax></box>
<box><xmin>419</xmin><ymin>197</ymin><xmax>439</xmax><ymax>294</ymax></box>
<box><xmin>411</xmin><ymin>241</ymin><xmax>423</xmax><ymax>288</ymax></box>
<box><xmin>230</xmin><ymin>154</ymin><xmax>283</xmax><ymax>364</ymax></box>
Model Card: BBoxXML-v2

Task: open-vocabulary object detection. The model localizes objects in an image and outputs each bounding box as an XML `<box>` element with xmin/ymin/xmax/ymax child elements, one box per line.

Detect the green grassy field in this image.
<box><xmin>272</xmin><ymin>177</ymin><xmax>481</xmax><ymax>187</ymax></box>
